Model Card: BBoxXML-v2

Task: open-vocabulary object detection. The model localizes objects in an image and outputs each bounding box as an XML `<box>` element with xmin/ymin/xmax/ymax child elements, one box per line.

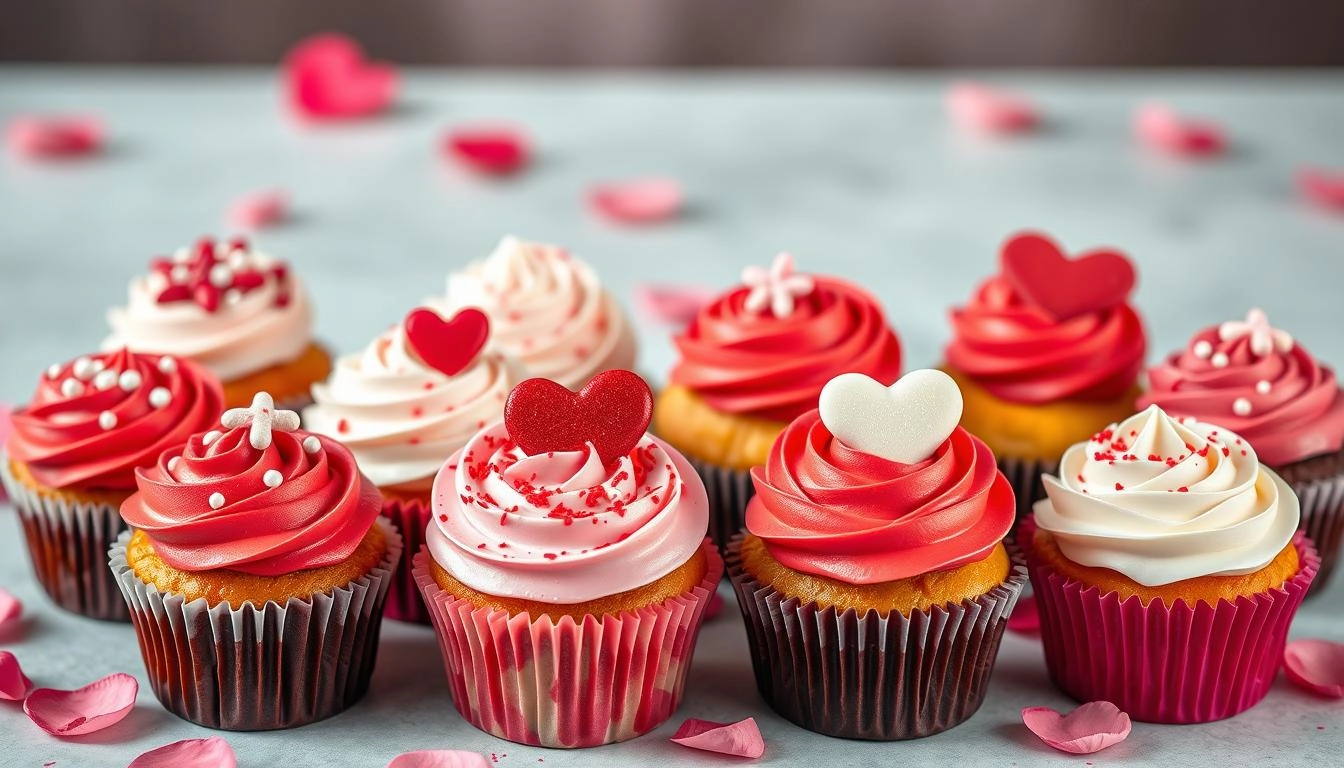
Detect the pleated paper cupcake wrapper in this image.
<box><xmin>108</xmin><ymin>518</ymin><xmax>402</xmax><ymax>731</ymax></box>
<box><xmin>685</xmin><ymin>455</ymin><xmax>755</xmax><ymax>550</ymax></box>
<box><xmin>725</xmin><ymin>533</ymin><xmax>1028</xmax><ymax>740</ymax></box>
<box><xmin>413</xmin><ymin>539</ymin><xmax>724</xmax><ymax>748</ymax></box>
<box><xmin>996</xmin><ymin>454</ymin><xmax>1059</xmax><ymax>539</ymax></box>
<box><xmin>381</xmin><ymin>497</ymin><xmax>433</xmax><ymax>624</ymax></box>
<box><xmin>0</xmin><ymin>455</ymin><xmax>130</xmax><ymax>622</ymax></box>
<box><xmin>1277</xmin><ymin>456</ymin><xmax>1344</xmax><ymax>595</ymax></box>
<box><xmin>1020</xmin><ymin>517</ymin><xmax>1319</xmax><ymax>724</ymax></box>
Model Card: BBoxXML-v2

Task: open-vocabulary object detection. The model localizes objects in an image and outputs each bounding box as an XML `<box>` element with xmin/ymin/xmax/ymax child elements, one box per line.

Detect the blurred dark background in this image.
<box><xmin>3</xmin><ymin>0</ymin><xmax>1343</xmax><ymax>67</ymax></box>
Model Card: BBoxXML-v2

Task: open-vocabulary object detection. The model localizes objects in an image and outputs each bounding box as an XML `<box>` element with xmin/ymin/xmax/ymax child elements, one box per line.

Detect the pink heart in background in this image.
<box><xmin>947</xmin><ymin>82</ymin><xmax>1039</xmax><ymax>134</ymax></box>
<box><xmin>129</xmin><ymin>737</ymin><xmax>237</xmax><ymax>768</ymax></box>
<box><xmin>226</xmin><ymin>189</ymin><xmax>288</xmax><ymax>230</ymax></box>
<box><xmin>23</xmin><ymin>672</ymin><xmax>138</xmax><ymax>737</ymax></box>
<box><xmin>1283</xmin><ymin>638</ymin><xmax>1344</xmax><ymax>699</ymax></box>
<box><xmin>589</xmin><ymin>178</ymin><xmax>685</xmax><ymax>224</ymax></box>
<box><xmin>671</xmin><ymin>717</ymin><xmax>766</xmax><ymax>758</ymax></box>
<box><xmin>1298</xmin><ymin>167</ymin><xmax>1344</xmax><ymax>212</ymax></box>
<box><xmin>284</xmin><ymin>33</ymin><xmax>397</xmax><ymax>119</ymax></box>
<box><xmin>7</xmin><ymin>116</ymin><xmax>103</xmax><ymax>158</ymax></box>
<box><xmin>1133</xmin><ymin>103</ymin><xmax>1226</xmax><ymax>156</ymax></box>
<box><xmin>1022</xmin><ymin>701</ymin><xmax>1132</xmax><ymax>755</ymax></box>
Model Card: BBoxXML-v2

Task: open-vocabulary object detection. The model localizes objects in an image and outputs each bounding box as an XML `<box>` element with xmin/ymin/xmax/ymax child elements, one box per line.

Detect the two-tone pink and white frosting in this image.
<box><xmin>430</xmin><ymin>236</ymin><xmax>636</xmax><ymax>390</ymax></box>
<box><xmin>1034</xmin><ymin>405</ymin><xmax>1299</xmax><ymax>585</ymax></box>
<box><xmin>425</xmin><ymin>423</ymin><xmax>708</xmax><ymax>603</ymax></box>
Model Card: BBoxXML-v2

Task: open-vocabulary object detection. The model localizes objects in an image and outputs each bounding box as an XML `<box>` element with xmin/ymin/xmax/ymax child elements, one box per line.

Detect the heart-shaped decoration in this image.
<box><xmin>1133</xmin><ymin>103</ymin><xmax>1225</xmax><ymax>157</ymax></box>
<box><xmin>284</xmin><ymin>34</ymin><xmax>397</xmax><ymax>120</ymax></box>
<box><xmin>946</xmin><ymin>82</ymin><xmax>1038</xmax><ymax>134</ymax></box>
<box><xmin>1022</xmin><ymin>701</ymin><xmax>1132</xmax><ymax>755</ymax></box>
<box><xmin>505</xmin><ymin>369</ymin><xmax>653</xmax><ymax>465</ymax></box>
<box><xmin>1299</xmin><ymin>167</ymin><xmax>1344</xmax><ymax>212</ymax></box>
<box><xmin>7</xmin><ymin>115</ymin><xmax>104</xmax><ymax>158</ymax></box>
<box><xmin>444</xmin><ymin>127</ymin><xmax>531</xmax><ymax>176</ymax></box>
<box><xmin>404</xmin><ymin>307</ymin><xmax>490</xmax><ymax>378</ymax></box>
<box><xmin>1001</xmin><ymin>232</ymin><xmax>1136</xmax><ymax>322</ymax></box>
<box><xmin>818</xmin><ymin>369</ymin><xmax>962</xmax><ymax>465</ymax></box>
<box><xmin>588</xmin><ymin>178</ymin><xmax>685</xmax><ymax>224</ymax></box>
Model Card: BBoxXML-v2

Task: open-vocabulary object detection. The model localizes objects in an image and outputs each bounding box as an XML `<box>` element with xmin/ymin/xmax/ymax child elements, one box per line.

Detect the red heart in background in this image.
<box><xmin>505</xmin><ymin>370</ymin><xmax>653</xmax><ymax>465</ymax></box>
<box><xmin>404</xmin><ymin>308</ymin><xmax>490</xmax><ymax>378</ymax></box>
<box><xmin>1133</xmin><ymin>103</ymin><xmax>1225</xmax><ymax>157</ymax></box>
<box><xmin>1299</xmin><ymin>167</ymin><xmax>1344</xmax><ymax>212</ymax></box>
<box><xmin>1001</xmin><ymin>232</ymin><xmax>1135</xmax><ymax>322</ymax></box>
<box><xmin>444</xmin><ymin>127</ymin><xmax>531</xmax><ymax>175</ymax></box>
<box><xmin>284</xmin><ymin>34</ymin><xmax>397</xmax><ymax>119</ymax></box>
<box><xmin>946</xmin><ymin>82</ymin><xmax>1038</xmax><ymax>134</ymax></box>
<box><xmin>7</xmin><ymin>116</ymin><xmax>103</xmax><ymax>158</ymax></box>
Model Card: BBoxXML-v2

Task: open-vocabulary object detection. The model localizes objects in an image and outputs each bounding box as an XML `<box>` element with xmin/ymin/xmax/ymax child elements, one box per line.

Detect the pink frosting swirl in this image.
<box><xmin>425</xmin><ymin>421</ymin><xmax>708</xmax><ymax>602</ymax></box>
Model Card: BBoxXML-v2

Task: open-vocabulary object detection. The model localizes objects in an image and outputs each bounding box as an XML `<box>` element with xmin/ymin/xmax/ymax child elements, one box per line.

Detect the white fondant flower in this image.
<box><xmin>741</xmin><ymin>253</ymin><xmax>815</xmax><ymax>319</ymax></box>
<box><xmin>221</xmin><ymin>391</ymin><xmax>300</xmax><ymax>450</ymax></box>
<box><xmin>1218</xmin><ymin>308</ymin><xmax>1293</xmax><ymax>356</ymax></box>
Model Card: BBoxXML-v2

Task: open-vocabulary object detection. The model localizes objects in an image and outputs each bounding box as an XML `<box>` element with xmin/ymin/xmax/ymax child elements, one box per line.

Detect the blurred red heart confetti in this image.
<box><xmin>0</xmin><ymin>587</ymin><xmax>21</xmax><ymax>628</ymax></box>
<box><xmin>443</xmin><ymin>127</ymin><xmax>531</xmax><ymax>175</ymax></box>
<box><xmin>1022</xmin><ymin>701</ymin><xmax>1131</xmax><ymax>755</ymax></box>
<box><xmin>1283</xmin><ymin>638</ymin><xmax>1344</xmax><ymax>699</ymax></box>
<box><xmin>226</xmin><ymin>189</ymin><xmax>288</xmax><ymax>230</ymax></box>
<box><xmin>589</xmin><ymin>178</ymin><xmax>685</xmax><ymax>223</ymax></box>
<box><xmin>946</xmin><ymin>82</ymin><xmax>1038</xmax><ymax>134</ymax></box>
<box><xmin>284</xmin><ymin>33</ymin><xmax>397</xmax><ymax>120</ymax></box>
<box><xmin>671</xmin><ymin>717</ymin><xmax>766</xmax><ymax>758</ymax></box>
<box><xmin>7</xmin><ymin>116</ymin><xmax>103</xmax><ymax>158</ymax></box>
<box><xmin>404</xmin><ymin>307</ymin><xmax>490</xmax><ymax>378</ymax></box>
<box><xmin>1133</xmin><ymin>103</ymin><xmax>1225</xmax><ymax>156</ymax></box>
<box><xmin>1298</xmin><ymin>168</ymin><xmax>1344</xmax><ymax>212</ymax></box>
<box><xmin>23</xmin><ymin>672</ymin><xmax>138</xmax><ymax>736</ymax></box>
<box><xmin>704</xmin><ymin>590</ymin><xmax>725</xmax><ymax>620</ymax></box>
<box><xmin>633</xmin><ymin>283</ymin><xmax>716</xmax><ymax>326</ymax></box>
<box><xmin>129</xmin><ymin>737</ymin><xmax>237</xmax><ymax>768</ymax></box>
<box><xmin>385</xmin><ymin>750</ymin><xmax>489</xmax><ymax>768</ymax></box>
<box><xmin>505</xmin><ymin>370</ymin><xmax>653</xmax><ymax>465</ymax></box>
<box><xmin>0</xmin><ymin>651</ymin><xmax>33</xmax><ymax>701</ymax></box>
<box><xmin>1006</xmin><ymin>594</ymin><xmax>1039</xmax><ymax>634</ymax></box>
<box><xmin>1001</xmin><ymin>232</ymin><xmax>1135</xmax><ymax>322</ymax></box>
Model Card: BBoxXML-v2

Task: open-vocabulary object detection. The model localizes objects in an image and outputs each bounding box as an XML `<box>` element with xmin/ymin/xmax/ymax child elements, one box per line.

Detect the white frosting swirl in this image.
<box><xmin>425</xmin><ymin>422</ymin><xmax>708</xmax><ymax>603</ymax></box>
<box><xmin>430</xmin><ymin>236</ymin><xmax>636</xmax><ymax>390</ymax></box>
<box><xmin>1034</xmin><ymin>405</ymin><xmax>1299</xmax><ymax>585</ymax></box>
<box><xmin>303</xmin><ymin>322</ymin><xmax>520</xmax><ymax>490</ymax></box>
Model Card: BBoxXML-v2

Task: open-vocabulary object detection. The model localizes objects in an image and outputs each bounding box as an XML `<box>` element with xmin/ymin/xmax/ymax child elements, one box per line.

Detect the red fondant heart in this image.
<box><xmin>505</xmin><ymin>370</ymin><xmax>653</xmax><ymax>465</ymax></box>
<box><xmin>444</xmin><ymin>127</ymin><xmax>530</xmax><ymax>175</ymax></box>
<box><xmin>284</xmin><ymin>34</ymin><xmax>397</xmax><ymax>120</ymax></box>
<box><xmin>1001</xmin><ymin>232</ymin><xmax>1135</xmax><ymax>322</ymax></box>
<box><xmin>404</xmin><ymin>308</ymin><xmax>490</xmax><ymax>378</ymax></box>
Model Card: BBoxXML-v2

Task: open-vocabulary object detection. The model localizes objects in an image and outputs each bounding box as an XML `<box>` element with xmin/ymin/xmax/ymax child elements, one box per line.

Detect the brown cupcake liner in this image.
<box><xmin>381</xmin><ymin>497</ymin><xmax>433</xmax><ymax>624</ymax></box>
<box><xmin>995</xmin><ymin>454</ymin><xmax>1058</xmax><ymax>538</ymax></box>
<box><xmin>0</xmin><ymin>456</ymin><xmax>130</xmax><ymax>622</ymax></box>
<box><xmin>725</xmin><ymin>533</ymin><xmax>1028</xmax><ymax>740</ymax></box>
<box><xmin>1275</xmin><ymin>447</ymin><xmax>1344</xmax><ymax>595</ymax></box>
<box><xmin>108</xmin><ymin>518</ymin><xmax>402</xmax><ymax>731</ymax></box>
<box><xmin>685</xmin><ymin>455</ymin><xmax>755</xmax><ymax>550</ymax></box>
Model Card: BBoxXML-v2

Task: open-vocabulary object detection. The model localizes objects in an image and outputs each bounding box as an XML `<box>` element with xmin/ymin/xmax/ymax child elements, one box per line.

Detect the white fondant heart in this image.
<box><xmin>817</xmin><ymin>369</ymin><xmax>963</xmax><ymax>464</ymax></box>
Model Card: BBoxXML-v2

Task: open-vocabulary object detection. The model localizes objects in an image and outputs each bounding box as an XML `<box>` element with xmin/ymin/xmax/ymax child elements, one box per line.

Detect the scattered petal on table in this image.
<box><xmin>129</xmin><ymin>737</ymin><xmax>237</xmax><ymax>768</ymax></box>
<box><xmin>588</xmin><ymin>178</ymin><xmax>685</xmax><ymax>223</ymax></box>
<box><xmin>633</xmin><ymin>283</ymin><xmax>716</xmax><ymax>326</ymax></box>
<box><xmin>1021</xmin><ymin>701</ymin><xmax>1132</xmax><ymax>755</ymax></box>
<box><xmin>0</xmin><ymin>588</ymin><xmax>21</xmax><ymax>629</ymax></box>
<box><xmin>23</xmin><ymin>672</ymin><xmax>138</xmax><ymax>737</ymax></box>
<box><xmin>443</xmin><ymin>127</ymin><xmax>531</xmax><ymax>176</ymax></box>
<box><xmin>704</xmin><ymin>590</ymin><xmax>725</xmax><ymax>621</ymax></box>
<box><xmin>1284</xmin><ymin>638</ymin><xmax>1344</xmax><ymax>699</ymax></box>
<box><xmin>226</xmin><ymin>189</ymin><xmax>288</xmax><ymax>230</ymax></box>
<box><xmin>1298</xmin><ymin>168</ymin><xmax>1344</xmax><ymax>212</ymax></box>
<box><xmin>1133</xmin><ymin>103</ymin><xmax>1226</xmax><ymax>156</ymax></box>
<box><xmin>0</xmin><ymin>651</ymin><xmax>33</xmax><ymax>701</ymax></box>
<box><xmin>671</xmin><ymin>717</ymin><xmax>766</xmax><ymax>758</ymax></box>
<box><xmin>946</xmin><ymin>82</ymin><xmax>1038</xmax><ymax>134</ymax></box>
<box><xmin>7</xmin><ymin>116</ymin><xmax>103</xmax><ymax>158</ymax></box>
<box><xmin>1006</xmin><ymin>594</ymin><xmax>1039</xmax><ymax>635</ymax></box>
<box><xmin>283</xmin><ymin>33</ymin><xmax>397</xmax><ymax>120</ymax></box>
<box><xmin>385</xmin><ymin>750</ymin><xmax>490</xmax><ymax>768</ymax></box>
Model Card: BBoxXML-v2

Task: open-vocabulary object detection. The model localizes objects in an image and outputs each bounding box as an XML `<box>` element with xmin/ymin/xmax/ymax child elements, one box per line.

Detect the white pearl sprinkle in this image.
<box><xmin>98</xmin><ymin>411</ymin><xmax>117</xmax><ymax>430</ymax></box>
<box><xmin>225</xmin><ymin>289</ymin><xmax>243</xmax><ymax>305</ymax></box>
<box><xmin>303</xmin><ymin>436</ymin><xmax>321</xmax><ymax>453</ymax></box>
<box><xmin>1192</xmin><ymin>340</ymin><xmax>1213</xmax><ymax>359</ymax></box>
<box><xmin>263</xmin><ymin>469</ymin><xmax>283</xmax><ymax>488</ymax></box>
<box><xmin>46</xmin><ymin>363</ymin><xmax>62</xmax><ymax>379</ymax></box>
<box><xmin>209</xmin><ymin>263</ymin><xmax>234</xmax><ymax>288</ymax></box>
<box><xmin>208</xmin><ymin>492</ymin><xmax>225</xmax><ymax>510</ymax></box>
<box><xmin>171</xmin><ymin>264</ymin><xmax>190</xmax><ymax>283</ymax></box>
<box><xmin>1233</xmin><ymin>397</ymin><xmax>1253</xmax><ymax>416</ymax></box>
<box><xmin>1211</xmin><ymin>352</ymin><xmax>1229</xmax><ymax>368</ymax></box>
<box><xmin>158</xmin><ymin>356</ymin><xmax>177</xmax><ymax>374</ymax></box>
<box><xmin>167</xmin><ymin>456</ymin><xmax>181</xmax><ymax>472</ymax></box>
<box><xmin>149</xmin><ymin>387</ymin><xmax>172</xmax><ymax>408</ymax></box>
<box><xmin>91</xmin><ymin>359</ymin><xmax>106</xmax><ymax>373</ymax></box>
<box><xmin>228</xmin><ymin>251</ymin><xmax>249</xmax><ymax>270</ymax></box>
<box><xmin>118</xmin><ymin>370</ymin><xmax>143</xmax><ymax>391</ymax></box>
<box><xmin>93</xmin><ymin>368</ymin><xmax>118</xmax><ymax>390</ymax></box>
<box><xmin>202</xmin><ymin>430</ymin><xmax>222</xmax><ymax>446</ymax></box>
<box><xmin>72</xmin><ymin>356</ymin><xmax>95</xmax><ymax>380</ymax></box>
<box><xmin>60</xmin><ymin>378</ymin><xmax>83</xmax><ymax>398</ymax></box>
<box><xmin>1256</xmin><ymin>380</ymin><xmax>1272</xmax><ymax>395</ymax></box>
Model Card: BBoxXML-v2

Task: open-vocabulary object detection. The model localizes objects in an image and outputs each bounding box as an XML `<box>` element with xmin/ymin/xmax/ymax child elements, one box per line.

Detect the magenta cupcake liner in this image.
<box><xmin>1276</xmin><ymin>450</ymin><xmax>1344</xmax><ymax>595</ymax></box>
<box><xmin>1021</xmin><ymin>517</ymin><xmax>1319</xmax><ymax>724</ymax></box>
<box><xmin>725</xmin><ymin>534</ymin><xmax>1027</xmax><ymax>740</ymax></box>
<box><xmin>995</xmin><ymin>454</ymin><xmax>1058</xmax><ymax>536</ymax></box>
<box><xmin>414</xmin><ymin>540</ymin><xmax>723</xmax><ymax>748</ymax></box>
<box><xmin>108</xmin><ymin>519</ymin><xmax>402</xmax><ymax>731</ymax></box>
<box><xmin>381</xmin><ymin>497</ymin><xmax>433</xmax><ymax>624</ymax></box>
<box><xmin>685</xmin><ymin>456</ymin><xmax>755</xmax><ymax>550</ymax></box>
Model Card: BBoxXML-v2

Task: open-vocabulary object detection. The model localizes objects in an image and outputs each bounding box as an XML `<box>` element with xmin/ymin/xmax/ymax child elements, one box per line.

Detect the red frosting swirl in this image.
<box><xmin>670</xmin><ymin>277</ymin><xmax>902</xmax><ymax>421</ymax></box>
<box><xmin>6</xmin><ymin>349</ymin><xmax>224</xmax><ymax>491</ymax></box>
<box><xmin>121</xmin><ymin>426</ymin><xmax>381</xmax><ymax>575</ymax></box>
<box><xmin>945</xmin><ymin>276</ymin><xmax>1146</xmax><ymax>403</ymax></box>
<box><xmin>745</xmin><ymin>410</ymin><xmax>1014</xmax><ymax>584</ymax></box>
<box><xmin>1138</xmin><ymin>325</ymin><xmax>1344</xmax><ymax>467</ymax></box>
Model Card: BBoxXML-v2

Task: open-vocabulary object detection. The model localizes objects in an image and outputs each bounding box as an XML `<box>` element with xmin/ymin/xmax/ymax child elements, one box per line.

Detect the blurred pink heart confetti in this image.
<box><xmin>1006</xmin><ymin>594</ymin><xmax>1039</xmax><ymax>634</ymax></box>
<box><xmin>129</xmin><ymin>737</ymin><xmax>237</xmax><ymax>768</ymax></box>
<box><xmin>0</xmin><ymin>651</ymin><xmax>33</xmax><ymax>701</ymax></box>
<box><xmin>704</xmin><ymin>590</ymin><xmax>725</xmax><ymax>620</ymax></box>
<box><xmin>443</xmin><ymin>127</ymin><xmax>531</xmax><ymax>176</ymax></box>
<box><xmin>226</xmin><ymin>190</ymin><xmax>288</xmax><ymax>230</ymax></box>
<box><xmin>0</xmin><ymin>588</ymin><xmax>21</xmax><ymax>628</ymax></box>
<box><xmin>1133</xmin><ymin>103</ymin><xmax>1225</xmax><ymax>156</ymax></box>
<box><xmin>946</xmin><ymin>82</ymin><xmax>1038</xmax><ymax>134</ymax></box>
<box><xmin>633</xmin><ymin>283</ymin><xmax>716</xmax><ymax>326</ymax></box>
<box><xmin>284</xmin><ymin>33</ymin><xmax>397</xmax><ymax>120</ymax></box>
<box><xmin>670</xmin><ymin>717</ymin><xmax>766</xmax><ymax>759</ymax></box>
<box><xmin>1283</xmin><ymin>638</ymin><xmax>1344</xmax><ymax>699</ymax></box>
<box><xmin>23</xmin><ymin>672</ymin><xmax>138</xmax><ymax>736</ymax></box>
<box><xmin>1022</xmin><ymin>701</ymin><xmax>1131</xmax><ymax>755</ymax></box>
<box><xmin>589</xmin><ymin>178</ymin><xmax>685</xmax><ymax>223</ymax></box>
<box><xmin>7</xmin><ymin>116</ymin><xmax>103</xmax><ymax>158</ymax></box>
<box><xmin>1298</xmin><ymin>168</ymin><xmax>1344</xmax><ymax>212</ymax></box>
<box><xmin>385</xmin><ymin>750</ymin><xmax>490</xmax><ymax>768</ymax></box>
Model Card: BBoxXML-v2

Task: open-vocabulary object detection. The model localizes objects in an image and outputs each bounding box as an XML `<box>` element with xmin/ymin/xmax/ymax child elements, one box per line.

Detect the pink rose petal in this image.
<box><xmin>385</xmin><ymin>750</ymin><xmax>490</xmax><ymax>768</ymax></box>
<box><xmin>129</xmin><ymin>737</ymin><xmax>237</xmax><ymax>768</ymax></box>
<box><xmin>1007</xmin><ymin>594</ymin><xmax>1039</xmax><ymax>634</ymax></box>
<box><xmin>0</xmin><ymin>651</ymin><xmax>33</xmax><ymax>701</ymax></box>
<box><xmin>1133</xmin><ymin>103</ymin><xmax>1226</xmax><ymax>156</ymax></box>
<box><xmin>633</xmin><ymin>283</ymin><xmax>716</xmax><ymax>326</ymax></box>
<box><xmin>283</xmin><ymin>33</ymin><xmax>397</xmax><ymax>120</ymax></box>
<box><xmin>1022</xmin><ymin>701</ymin><xmax>1132</xmax><ymax>755</ymax></box>
<box><xmin>0</xmin><ymin>588</ymin><xmax>21</xmax><ymax>628</ymax></box>
<box><xmin>226</xmin><ymin>189</ymin><xmax>288</xmax><ymax>230</ymax></box>
<box><xmin>670</xmin><ymin>717</ymin><xmax>766</xmax><ymax>759</ymax></box>
<box><xmin>1284</xmin><ymin>638</ymin><xmax>1344</xmax><ymax>699</ymax></box>
<box><xmin>1298</xmin><ymin>168</ymin><xmax>1344</xmax><ymax>212</ymax></box>
<box><xmin>7</xmin><ymin>116</ymin><xmax>104</xmax><ymax>158</ymax></box>
<box><xmin>589</xmin><ymin>178</ymin><xmax>684</xmax><ymax>224</ymax></box>
<box><xmin>946</xmin><ymin>82</ymin><xmax>1038</xmax><ymax>134</ymax></box>
<box><xmin>443</xmin><ymin>127</ymin><xmax>531</xmax><ymax>176</ymax></box>
<box><xmin>23</xmin><ymin>672</ymin><xmax>138</xmax><ymax>736</ymax></box>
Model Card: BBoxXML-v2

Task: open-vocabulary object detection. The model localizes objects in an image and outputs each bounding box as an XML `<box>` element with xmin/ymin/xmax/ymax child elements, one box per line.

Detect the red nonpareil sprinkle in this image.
<box><xmin>1077</xmin><ymin>474</ymin><xmax>1085</xmax><ymax>482</ymax></box>
<box><xmin>574</xmin><ymin>346</ymin><xmax>588</xmax><ymax>358</ymax></box>
<box><xmin>477</xmin><ymin>543</ymin><xmax>487</xmax><ymax>549</ymax></box>
<box><xmin>1115</xmin><ymin>482</ymin><xmax>1125</xmax><ymax>491</ymax></box>
<box><xmin>439</xmin><ymin>514</ymin><xmax>448</xmax><ymax>522</ymax></box>
<box><xmin>412</xmin><ymin>406</ymin><xmax>424</xmax><ymax>417</ymax></box>
<box><xmin>1222</xmin><ymin>447</ymin><xmax>1231</xmax><ymax>456</ymax></box>
<box><xmin>1148</xmin><ymin>454</ymin><xmax>1161</xmax><ymax>462</ymax></box>
<box><xmin>1177</xmin><ymin>486</ymin><xmax>1189</xmax><ymax>492</ymax></box>
<box><xmin>1242</xmin><ymin>450</ymin><xmax>1248</xmax><ymax>455</ymax></box>
<box><xmin>409</xmin><ymin>437</ymin><xmax>420</xmax><ymax>445</ymax></box>
<box><xmin>543</xmin><ymin>553</ymin><xmax>557</xmax><ymax>560</ymax></box>
<box><xmin>337</xmin><ymin>418</ymin><xmax>349</xmax><ymax>434</ymax></box>
<box><xmin>499</xmin><ymin>511</ymin><xmax>508</xmax><ymax>526</ymax></box>
<box><xmin>423</xmin><ymin>381</ymin><xmax>434</xmax><ymax>390</ymax></box>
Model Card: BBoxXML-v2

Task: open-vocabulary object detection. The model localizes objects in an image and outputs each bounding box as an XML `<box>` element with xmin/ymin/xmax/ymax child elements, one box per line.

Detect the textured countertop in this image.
<box><xmin>1</xmin><ymin>68</ymin><xmax>1342</xmax><ymax>767</ymax></box>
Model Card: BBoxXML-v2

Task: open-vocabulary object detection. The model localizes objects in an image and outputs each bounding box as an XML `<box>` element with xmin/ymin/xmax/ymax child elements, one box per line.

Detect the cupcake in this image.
<box><xmin>428</xmin><ymin>235</ymin><xmax>635</xmax><ymax>390</ymax></box>
<box><xmin>0</xmin><ymin>348</ymin><xmax>223</xmax><ymax>620</ymax></box>
<box><xmin>104</xmin><ymin>236</ymin><xmax>331</xmax><ymax>409</ymax></box>
<box><xmin>304</xmin><ymin>306</ymin><xmax>520</xmax><ymax>623</ymax></box>
<box><xmin>1138</xmin><ymin>308</ymin><xmax>1344</xmax><ymax>593</ymax></box>
<box><xmin>944</xmin><ymin>231</ymin><xmax>1147</xmax><ymax>521</ymax></box>
<box><xmin>111</xmin><ymin>392</ymin><xmax>399</xmax><ymax>730</ymax></box>
<box><xmin>1025</xmin><ymin>404</ymin><xmax>1317</xmax><ymax>723</ymax></box>
<box><xmin>727</xmin><ymin>369</ymin><xmax>1024</xmax><ymax>740</ymax></box>
<box><xmin>655</xmin><ymin>252</ymin><xmax>902</xmax><ymax>546</ymax></box>
<box><xmin>413</xmin><ymin>369</ymin><xmax>721</xmax><ymax>748</ymax></box>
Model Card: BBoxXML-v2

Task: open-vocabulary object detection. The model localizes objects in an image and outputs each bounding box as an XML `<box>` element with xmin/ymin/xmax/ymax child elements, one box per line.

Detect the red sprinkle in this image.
<box><xmin>1177</xmin><ymin>486</ymin><xmax>1189</xmax><ymax>492</ymax></box>
<box><xmin>337</xmin><ymin>418</ymin><xmax>349</xmax><ymax>434</ymax></box>
<box><xmin>1115</xmin><ymin>482</ymin><xmax>1125</xmax><ymax>491</ymax></box>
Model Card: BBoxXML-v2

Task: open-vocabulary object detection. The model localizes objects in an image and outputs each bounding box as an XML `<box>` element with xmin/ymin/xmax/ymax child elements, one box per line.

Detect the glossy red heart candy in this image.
<box><xmin>404</xmin><ymin>308</ymin><xmax>490</xmax><ymax>378</ymax></box>
<box><xmin>284</xmin><ymin>33</ymin><xmax>397</xmax><ymax>120</ymax></box>
<box><xmin>505</xmin><ymin>370</ymin><xmax>653</xmax><ymax>465</ymax></box>
<box><xmin>1001</xmin><ymin>232</ymin><xmax>1135</xmax><ymax>322</ymax></box>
